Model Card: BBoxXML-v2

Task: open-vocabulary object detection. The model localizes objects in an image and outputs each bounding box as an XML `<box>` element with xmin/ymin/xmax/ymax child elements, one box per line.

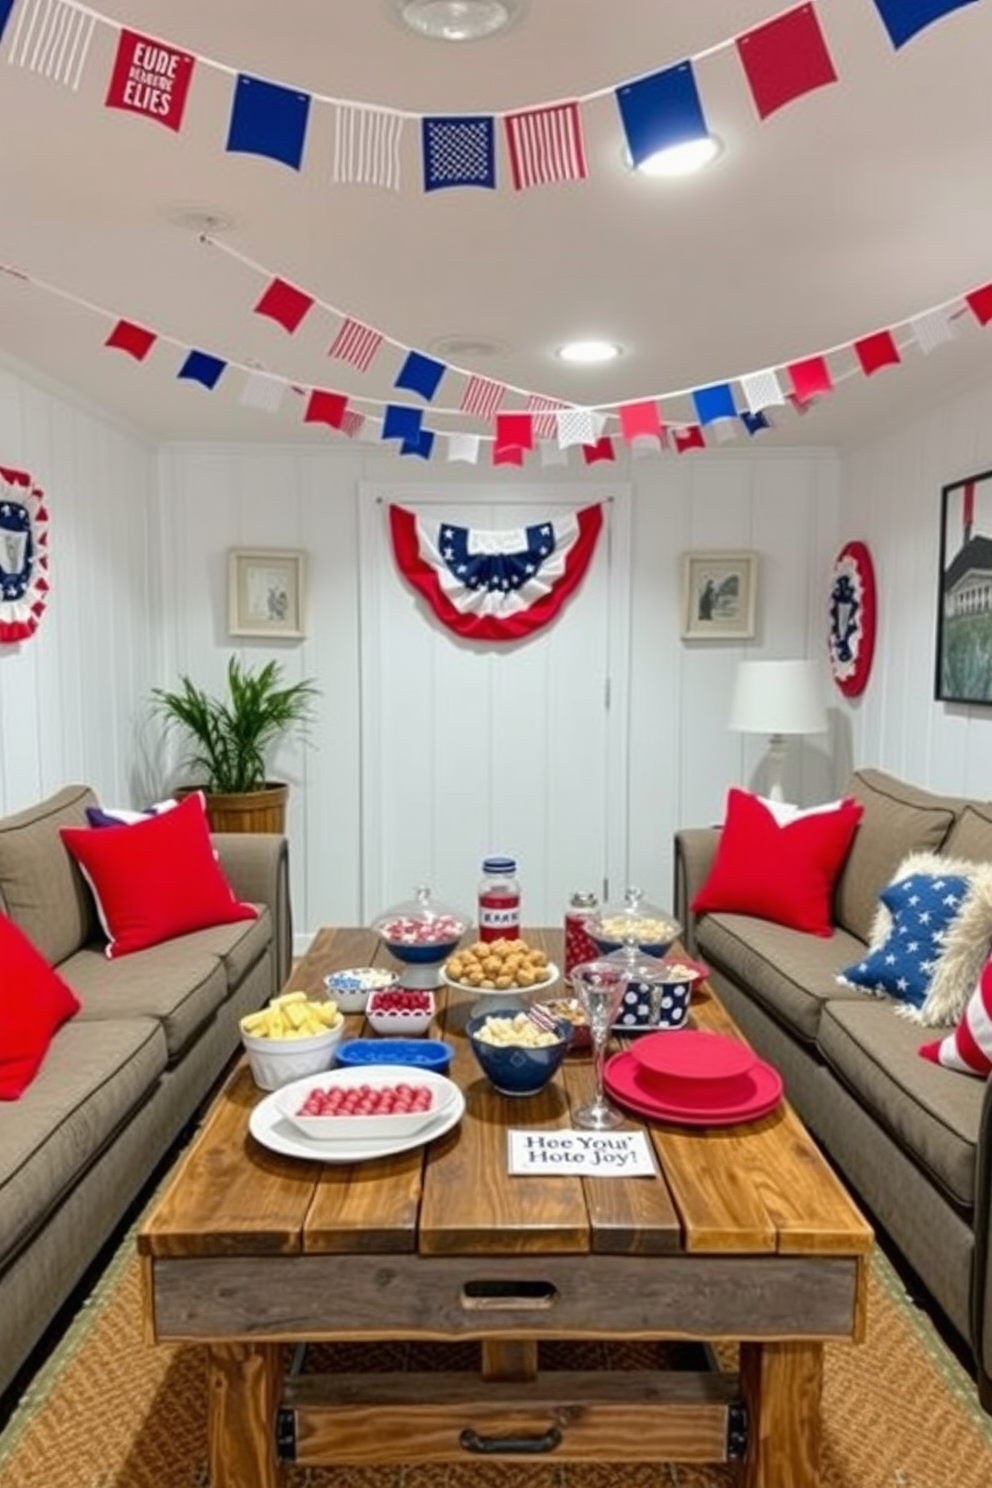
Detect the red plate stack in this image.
<box><xmin>603</xmin><ymin>1029</ymin><xmax>783</xmax><ymax>1126</ymax></box>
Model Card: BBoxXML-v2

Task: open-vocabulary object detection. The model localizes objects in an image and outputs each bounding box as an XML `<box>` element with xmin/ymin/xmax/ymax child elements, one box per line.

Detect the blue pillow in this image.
<box><xmin>86</xmin><ymin>801</ymin><xmax>176</xmax><ymax>829</ymax></box>
<box><xmin>839</xmin><ymin>871</ymin><xmax>971</xmax><ymax>1010</ymax></box>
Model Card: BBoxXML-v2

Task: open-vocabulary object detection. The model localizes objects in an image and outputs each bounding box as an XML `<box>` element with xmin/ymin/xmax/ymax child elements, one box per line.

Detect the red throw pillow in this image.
<box><xmin>60</xmin><ymin>791</ymin><xmax>257</xmax><ymax>959</ymax></box>
<box><xmin>920</xmin><ymin>956</ymin><xmax>992</xmax><ymax>1078</ymax></box>
<box><xmin>0</xmin><ymin>912</ymin><xmax>81</xmax><ymax>1099</ymax></box>
<box><xmin>691</xmin><ymin>788</ymin><xmax>864</xmax><ymax>937</ymax></box>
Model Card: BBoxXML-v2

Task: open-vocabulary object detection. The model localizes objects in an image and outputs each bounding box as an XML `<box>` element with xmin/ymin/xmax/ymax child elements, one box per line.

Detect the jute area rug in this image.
<box><xmin>2</xmin><ymin>1222</ymin><xmax>991</xmax><ymax>1488</ymax></box>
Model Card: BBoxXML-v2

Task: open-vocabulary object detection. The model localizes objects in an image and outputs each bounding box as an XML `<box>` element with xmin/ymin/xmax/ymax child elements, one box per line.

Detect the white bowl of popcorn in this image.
<box><xmin>240</xmin><ymin>991</ymin><xmax>345</xmax><ymax>1090</ymax></box>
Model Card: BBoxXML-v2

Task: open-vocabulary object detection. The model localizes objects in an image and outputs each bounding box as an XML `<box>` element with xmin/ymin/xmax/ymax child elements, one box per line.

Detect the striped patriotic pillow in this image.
<box><xmin>920</xmin><ymin>958</ymin><xmax>992</xmax><ymax>1077</ymax></box>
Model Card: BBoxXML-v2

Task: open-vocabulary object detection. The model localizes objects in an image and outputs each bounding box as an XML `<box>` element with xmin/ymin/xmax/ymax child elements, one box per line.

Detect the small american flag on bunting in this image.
<box><xmin>333</xmin><ymin>104</ymin><xmax>404</xmax><ymax>190</ymax></box>
<box><xmin>340</xmin><ymin>409</ymin><xmax>365</xmax><ymax>439</ymax></box>
<box><xmin>527</xmin><ymin>394</ymin><xmax>569</xmax><ymax>439</ymax></box>
<box><xmin>6</xmin><ymin>0</ymin><xmax>95</xmax><ymax>88</ymax></box>
<box><xmin>327</xmin><ymin>318</ymin><xmax>383</xmax><ymax>372</ymax></box>
<box><xmin>504</xmin><ymin>102</ymin><xmax>587</xmax><ymax>190</ymax></box>
<box><xmin>460</xmin><ymin>375</ymin><xmax>505</xmax><ymax>420</ymax></box>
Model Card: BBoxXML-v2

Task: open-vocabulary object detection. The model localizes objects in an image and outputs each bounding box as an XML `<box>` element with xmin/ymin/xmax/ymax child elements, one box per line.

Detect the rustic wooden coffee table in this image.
<box><xmin>139</xmin><ymin>926</ymin><xmax>872</xmax><ymax>1488</ymax></box>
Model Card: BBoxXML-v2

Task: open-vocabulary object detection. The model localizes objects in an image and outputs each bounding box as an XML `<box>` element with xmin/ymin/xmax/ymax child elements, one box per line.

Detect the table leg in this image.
<box><xmin>738</xmin><ymin>1341</ymin><xmax>823</xmax><ymax>1488</ymax></box>
<box><xmin>207</xmin><ymin>1342</ymin><xmax>282</xmax><ymax>1488</ymax></box>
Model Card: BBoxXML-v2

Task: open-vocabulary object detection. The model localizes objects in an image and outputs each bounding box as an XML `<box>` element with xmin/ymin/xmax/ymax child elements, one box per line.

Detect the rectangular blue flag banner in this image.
<box><xmin>615</xmin><ymin>62</ymin><xmax>708</xmax><ymax>167</ymax></box>
<box><xmin>382</xmin><ymin>404</ymin><xmax>424</xmax><ymax>442</ymax></box>
<box><xmin>401</xmin><ymin>429</ymin><xmax>436</xmax><ymax>459</ymax></box>
<box><xmin>692</xmin><ymin>382</ymin><xmax>738</xmax><ymax>426</ymax></box>
<box><xmin>423</xmin><ymin>116</ymin><xmax>496</xmax><ymax>190</ymax></box>
<box><xmin>741</xmin><ymin>410</ymin><xmax>771</xmax><ymax>436</ymax></box>
<box><xmin>0</xmin><ymin>0</ymin><xmax>16</xmax><ymax>41</ymax></box>
<box><xmin>226</xmin><ymin>74</ymin><xmax>311</xmax><ymax>170</ymax></box>
<box><xmin>870</xmin><ymin>0</ymin><xmax>978</xmax><ymax>49</ymax></box>
<box><xmin>394</xmin><ymin>350</ymin><xmax>446</xmax><ymax>401</ymax></box>
<box><xmin>177</xmin><ymin>351</ymin><xmax>227</xmax><ymax>389</ymax></box>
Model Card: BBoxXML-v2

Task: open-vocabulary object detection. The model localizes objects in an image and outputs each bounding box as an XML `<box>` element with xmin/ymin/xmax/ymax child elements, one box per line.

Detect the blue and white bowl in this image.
<box><xmin>323</xmin><ymin>966</ymin><xmax>399</xmax><ymax>1014</ymax></box>
<box><xmin>613</xmin><ymin>976</ymin><xmax>692</xmax><ymax>1033</ymax></box>
<box><xmin>466</xmin><ymin>1006</ymin><xmax>572</xmax><ymax>1097</ymax></box>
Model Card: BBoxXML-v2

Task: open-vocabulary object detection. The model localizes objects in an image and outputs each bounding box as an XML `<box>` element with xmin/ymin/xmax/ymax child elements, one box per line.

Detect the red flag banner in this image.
<box><xmin>254</xmin><ymin>278</ymin><xmax>314</xmax><ymax>333</ymax></box>
<box><xmin>673</xmin><ymin>426</ymin><xmax>705</xmax><ymax>454</ymax></box>
<box><xmin>582</xmin><ymin>437</ymin><xmax>615</xmax><ymax>465</ymax></box>
<box><xmin>104</xmin><ymin>319</ymin><xmax>157</xmax><ymax>361</ymax></box>
<box><xmin>787</xmin><ymin>353</ymin><xmax>833</xmax><ymax>401</ymax></box>
<box><xmin>736</xmin><ymin>4</ymin><xmax>838</xmax><ymax>121</ymax></box>
<box><xmin>105</xmin><ymin>30</ymin><xmax>195</xmax><ymax>132</ymax></box>
<box><xmin>389</xmin><ymin>501</ymin><xmax>604</xmax><ymax>642</ymax></box>
<box><xmin>504</xmin><ymin>102</ymin><xmax>587</xmax><ymax>190</ymax></box>
<box><xmin>965</xmin><ymin>284</ymin><xmax>992</xmax><ymax>326</ymax></box>
<box><xmin>304</xmin><ymin>389</ymin><xmax>349</xmax><ymax>428</ymax></box>
<box><xmin>619</xmin><ymin>401</ymin><xmax>663</xmax><ymax>441</ymax></box>
<box><xmin>853</xmin><ymin>329</ymin><xmax>901</xmax><ymax>375</ymax></box>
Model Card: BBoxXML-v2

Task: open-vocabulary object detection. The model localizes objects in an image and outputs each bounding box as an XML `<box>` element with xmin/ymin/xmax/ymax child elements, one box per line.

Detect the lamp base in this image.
<box><xmin>765</xmin><ymin>734</ymin><xmax>788</xmax><ymax>803</ymax></box>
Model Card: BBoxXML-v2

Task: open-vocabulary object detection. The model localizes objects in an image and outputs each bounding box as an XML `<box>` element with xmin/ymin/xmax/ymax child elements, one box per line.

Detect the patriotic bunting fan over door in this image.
<box><xmin>0</xmin><ymin>466</ymin><xmax>50</xmax><ymax>644</ymax></box>
<box><xmin>389</xmin><ymin>502</ymin><xmax>603</xmax><ymax>641</ymax></box>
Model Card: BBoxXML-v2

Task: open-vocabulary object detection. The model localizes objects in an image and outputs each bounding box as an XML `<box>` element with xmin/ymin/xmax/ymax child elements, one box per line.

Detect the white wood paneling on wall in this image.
<box><xmin>0</xmin><ymin>364</ymin><xmax>156</xmax><ymax>816</ymax></box>
<box><xmin>840</xmin><ymin>373</ymin><xmax>992</xmax><ymax>799</ymax></box>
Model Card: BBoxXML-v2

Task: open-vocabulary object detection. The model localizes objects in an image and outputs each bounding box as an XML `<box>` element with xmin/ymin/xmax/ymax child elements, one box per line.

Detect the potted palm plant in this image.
<box><xmin>151</xmin><ymin>657</ymin><xmax>319</xmax><ymax>833</ymax></box>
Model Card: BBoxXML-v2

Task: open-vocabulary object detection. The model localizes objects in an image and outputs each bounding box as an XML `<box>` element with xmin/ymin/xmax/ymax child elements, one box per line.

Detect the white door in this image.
<box><xmin>358</xmin><ymin>483</ymin><xmax>630</xmax><ymax>929</ymax></box>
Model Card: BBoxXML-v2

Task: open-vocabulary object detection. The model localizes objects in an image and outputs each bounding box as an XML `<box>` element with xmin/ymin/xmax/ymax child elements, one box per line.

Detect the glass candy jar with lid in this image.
<box><xmin>601</xmin><ymin>933</ymin><xmax>693</xmax><ymax>1033</ymax></box>
<box><xmin>586</xmin><ymin>886</ymin><xmax>681</xmax><ymax>958</ymax></box>
<box><xmin>372</xmin><ymin>885</ymin><xmax>471</xmax><ymax>988</ymax></box>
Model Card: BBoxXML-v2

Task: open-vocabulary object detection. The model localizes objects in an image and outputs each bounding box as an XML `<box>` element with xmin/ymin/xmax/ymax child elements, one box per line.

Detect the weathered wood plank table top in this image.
<box><xmin>139</xmin><ymin>926</ymin><xmax>872</xmax><ymax>1488</ymax></box>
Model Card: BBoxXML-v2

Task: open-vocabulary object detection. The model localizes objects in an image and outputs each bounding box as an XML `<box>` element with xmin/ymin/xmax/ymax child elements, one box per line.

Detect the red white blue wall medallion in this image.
<box><xmin>828</xmin><ymin>540</ymin><xmax>876</xmax><ymax>697</ymax></box>
<box><xmin>0</xmin><ymin>466</ymin><xmax>50</xmax><ymax>644</ymax></box>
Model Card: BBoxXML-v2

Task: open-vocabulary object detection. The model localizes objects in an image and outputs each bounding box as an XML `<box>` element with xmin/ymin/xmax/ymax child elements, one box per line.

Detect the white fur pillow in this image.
<box><xmin>861</xmin><ymin>852</ymin><xmax>992</xmax><ymax>1027</ymax></box>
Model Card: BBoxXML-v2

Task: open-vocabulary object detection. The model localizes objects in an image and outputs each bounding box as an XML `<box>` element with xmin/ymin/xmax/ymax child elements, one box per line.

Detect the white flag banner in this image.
<box><xmin>712</xmin><ymin>418</ymin><xmax>738</xmax><ymax>444</ymax></box>
<box><xmin>539</xmin><ymin>439</ymin><xmax>569</xmax><ymax>467</ymax></box>
<box><xmin>333</xmin><ymin>105</ymin><xmax>404</xmax><ymax>190</ymax></box>
<box><xmin>6</xmin><ymin>0</ymin><xmax>95</xmax><ymax>89</ymax></box>
<box><xmin>446</xmin><ymin>433</ymin><xmax>481</xmax><ymax>465</ymax></box>
<box><xmin>239</xmin><ymin>370</ymin><xmax>285</xmax><ymax>413</ymax></box>
<box><xmin>555</xmin><ymin>408</ymin><xmax>605</xmax><ymax>449</ymax></box>
<box><xmin>910</xmin><ymin>307</ymin><xmax>957</xmax><ymax>355</ymax></box>
<box><xmin>630</xmin><ymin>433</ymin><xmax>664</xmax><ymax>460</ymax></box>
<box><xmin>739</xmin><ymin>368</ymin><xmax>785</xmax><ymax>413</ymax></box>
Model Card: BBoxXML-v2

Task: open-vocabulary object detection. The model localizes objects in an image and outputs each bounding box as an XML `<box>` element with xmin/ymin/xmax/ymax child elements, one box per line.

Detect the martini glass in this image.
<box><xmin>570</xmin><ymin>959</ymin><xmax>630</xmax><ymax>1130</ymax></box>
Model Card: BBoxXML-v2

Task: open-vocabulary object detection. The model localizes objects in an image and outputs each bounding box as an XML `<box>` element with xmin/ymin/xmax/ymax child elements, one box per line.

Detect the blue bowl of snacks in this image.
<box><xmin>372</xmin><ymin>888</ymin><xmax>470</xmax><ymax>966</ymax></box>
<box><xmin>336</xmin><ymin>1038</ymin><xmax>454</xmax><ymax>1074</ymax></box>
<box><xmin>466</xmin><ymin>1006</ymin><xmax>572</xmax><ymax>1097</ymax></box>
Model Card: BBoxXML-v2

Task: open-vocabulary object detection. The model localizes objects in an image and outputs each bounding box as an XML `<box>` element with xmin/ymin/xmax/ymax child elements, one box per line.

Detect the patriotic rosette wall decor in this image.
<box><xmin>828</xmin><ymin>540</ymin><xmax>877</xmax><ymax>697</ymax></box>
<box><xmin>389</xmin><ymin>502</ymin><xmax>604</xmax><ymax>641</ymax></box>
<box><xmin>0</xmin><ymin>466</ymin><xmax>49</xmax><ymax>644</ymax></box>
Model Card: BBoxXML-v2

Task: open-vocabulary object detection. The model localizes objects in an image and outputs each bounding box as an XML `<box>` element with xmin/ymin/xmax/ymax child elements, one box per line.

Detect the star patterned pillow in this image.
<box><xmin>838</xmin><ymin>870</ymin><xmax>971</xmax><ymax>1011</ymax></box>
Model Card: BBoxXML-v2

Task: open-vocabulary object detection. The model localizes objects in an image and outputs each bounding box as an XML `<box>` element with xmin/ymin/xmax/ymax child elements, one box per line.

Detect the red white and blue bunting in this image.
<box><xmin>389</xmin><ymin>502</ymin><xmax>604</xmax><ymax>641</ymax></box>
<box><xmin>0</xmin><ymin>466</ymin><xmax>50</xmax><ymax>644</ymax></box>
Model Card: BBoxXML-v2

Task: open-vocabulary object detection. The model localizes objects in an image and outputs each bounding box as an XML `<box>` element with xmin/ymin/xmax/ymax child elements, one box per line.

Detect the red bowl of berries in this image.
<box><xmin>366</xmin><ymin>986</ymin><xmax>436</xmax><ymax>1037</ymax></box>
<box><xmin>275</xmin><ymin>1067</ymin><xmax>455</xmax><ymax>1141</ymax></box>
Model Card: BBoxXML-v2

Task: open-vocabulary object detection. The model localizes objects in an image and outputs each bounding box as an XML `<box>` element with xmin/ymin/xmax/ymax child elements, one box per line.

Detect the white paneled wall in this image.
<box><xmin>0</xmin><ymin>363</ymin><xmax>156</xmax><ymax>814</ymax></box>
<box><xmin>840</xmin><ymin>373</ymin><xmax>992</xmax><ymax>800</ymax></box>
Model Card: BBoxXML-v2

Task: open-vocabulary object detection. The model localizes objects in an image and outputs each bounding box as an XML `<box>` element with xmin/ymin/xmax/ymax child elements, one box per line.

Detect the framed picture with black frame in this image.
<box><xmin>935</xmin><ymin>469</ymin><xmax>992</xmax><ymax>704</ymax></box>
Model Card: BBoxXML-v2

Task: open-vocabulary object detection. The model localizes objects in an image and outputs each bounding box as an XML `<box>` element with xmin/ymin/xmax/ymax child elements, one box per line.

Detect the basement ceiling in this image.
<box><xmin>1</xmin><ymin>0</ymin><xmax>991</xmax><ymax>453</ymax></box>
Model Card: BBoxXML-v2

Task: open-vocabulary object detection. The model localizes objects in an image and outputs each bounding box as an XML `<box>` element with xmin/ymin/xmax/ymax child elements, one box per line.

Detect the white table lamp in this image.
<box><xmin>728</xmin><ymin>660</ymin><xmax>828</xmax><ymax>803</ymax></box>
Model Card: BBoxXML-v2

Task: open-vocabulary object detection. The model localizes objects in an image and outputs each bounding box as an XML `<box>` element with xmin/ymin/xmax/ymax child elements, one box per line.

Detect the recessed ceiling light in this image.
<box><xmin>556</xmin><ymin>340</ymin><xmax>622</xmax><ymax>365</ymax></box>
<box><xmin>161</xmin><ymin>205</ymin><xmax>238</xmax><ymax>234</ymax></box>
<box><xmin>429</xmin><ymin>334</ymin><xmax>512</xmax><ymax>359</ymax></box>
<box><xmin>388</xmin><ymin>0</ymin><xmax>526</xmax><ymax>42</ymax></box>
<box><xmin>633</xmin><ymin>135</ymin><xmax>723</xmax><ymax>178</ymax></box>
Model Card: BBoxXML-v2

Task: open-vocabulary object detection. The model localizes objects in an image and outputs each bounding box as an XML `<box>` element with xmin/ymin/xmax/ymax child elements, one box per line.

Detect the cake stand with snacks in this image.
<box><xmin>372</xmin><ymin>886</ymin><xmax>471</xmax><ymax>990</ymax></box>
<box><xmin>585</xmin><ymin>886</ymin><xmax>681</xmax><ymax>958</ymax></box>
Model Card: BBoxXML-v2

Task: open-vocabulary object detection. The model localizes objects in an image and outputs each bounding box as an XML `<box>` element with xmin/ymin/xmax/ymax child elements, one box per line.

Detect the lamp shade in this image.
<box><xmin>728</xmin><ymin>660</ymin><xmax>828</xmax><ymax>737</ymax></box>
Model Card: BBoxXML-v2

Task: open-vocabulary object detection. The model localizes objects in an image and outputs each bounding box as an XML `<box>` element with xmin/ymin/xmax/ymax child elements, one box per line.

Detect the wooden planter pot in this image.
<box><xmin>179</xmin><ymin>783</ymin><xmax>289</xmax><ymax>834</ymax></box>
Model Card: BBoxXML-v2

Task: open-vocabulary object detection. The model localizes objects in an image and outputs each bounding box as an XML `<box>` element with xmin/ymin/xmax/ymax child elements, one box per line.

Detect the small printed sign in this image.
<box><xmin>507</xmin><ymin>1129</ymin><xmax>656</xmax><ymax>1177</ymax></box>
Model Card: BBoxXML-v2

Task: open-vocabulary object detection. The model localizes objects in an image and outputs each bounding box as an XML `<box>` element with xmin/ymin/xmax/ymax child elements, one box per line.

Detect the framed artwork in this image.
<box><xmin>936</xmin><ymin>470</ymin><xmax>992</xmax><ymax>704</ymax></box>
<box><xmin>228</xmin><ymin>549</ymin><xmax>306</xmax><ymax>639</ymax></box>
<box><xmin>680</xmin><ymin>551</ymin><xmax>758</xmax><ymax>640</ymax></box>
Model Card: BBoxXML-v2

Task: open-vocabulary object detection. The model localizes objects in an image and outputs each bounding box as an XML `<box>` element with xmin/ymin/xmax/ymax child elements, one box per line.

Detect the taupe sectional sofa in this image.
<box><xmin>674</xmin><ymin>767</ymin><xmax>992</xmax><ymax>1410</ymax></box>
<box><xmin>0</xmin><ymin>784</ymin><xmax>292</xmax><ymax>1401</ymax></box>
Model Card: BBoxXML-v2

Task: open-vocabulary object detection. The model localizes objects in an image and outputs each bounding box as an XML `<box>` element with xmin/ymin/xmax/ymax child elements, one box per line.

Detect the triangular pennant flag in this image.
<box><xmin>446</xmin><ymin>433</ymin><xmax>482</xmax><ymax>464</ymax></box>
<box><xmin>401</xmin><ymin>429</ymin><xmax>435</xmax><ymax>460</ymax></box>
<box><xmin>539</xmin><ymin>439</ymin><xmax>569</xmax><ymax>467</ymax></box>
<box><xmin>382</xmin><ymin>404</ymin><xmax>424</xmax><ymax>443</ymax></box>
<box><xmin>741</xmin><ymin>411</ymin><xmax>771</xmax><ymax>436</ymax></box>
<box><xmin>422</xmin><ymin>116</ymin><xmax>496</xmax><ymax>190</ymax></box>
<box><xmin>254</xmin><ymin>278</ymin><xmax>314</xmax><ymax>334</ymax></box>
<box><xmin>333</xmin><ymin>104</ymin><xmax>404</xmax><ymax>190</ymax></box>
<box><xmin>328</xmin><ymin>317</ymin><xmax>383</xmax><ymax>372</ymax></box>
<box><xmin>177</xmin><ymin>351</ymin><xmax>226</xmax><ymax>390</ymax></box>
<box><xmin>556</xmin><ymin>408</ymin><xmax>603</xmax><ymax>449</ymax></box>
<box><xmin>869</xmin><ymin>0</ymin><xmax>978</xmax><ymax>50</ymax></box>
<box><xmin>965</xmin><ymin>284</ymin><xmax>992</xmax><ymax>326</ymax></box>
<box><xmin>495</xmin><ymin>412</ymin><xmax>535</xmax><ymax>452</ymax></box>
<box><xmin>394</xmin><ymin>351</ymin><xmax>446</xmax><ymax>402</ymax></box>
<box><xmin>615</xmin><ymin>63</ymin><xmax>708</xmax><ymax>168</ymax></box>
<box><xmin>673</xmin><ymin>425</ymin><xmax>705</xmax><ymax>453</ymax></box>
<box><xmin>304</xmin><ymin>390</ymin><xmax>349</xmax><ymax>429</ymax></box>
<box><xmin>692</xmin><ymin>382</ymin><xmax>738</xmax><ymax>426</ymax></box>
<box><xmin>104</xmin><ymin>30</ymin><xmax>195</xmax><ymax>131</ymax></box>
<box><xmin>504</xmin><ymin>102</ymin><xmax>587</xmax><ymax>190</ymax></box>
<box><xmin>226</xmin><ymin>74</ymin><xmax>311</xmax><ymax>170</ymax></box>
<box><xmin>6</xmin><ymin>0</ymin><xmax>95</xmax><ymax>88</ymax></box>
<box><xmin>104</xmin><ymin>319</ymin><xmax>157</xmax><ymax>361</ymax></box>
<box><xmin>736</xmin><ymin>4</ymin><xmax>838</xmax><ymax>121</ymax></box>
<box><xmin>460</xmin><ymin>375</ymin><xmax>505</xmax><ymax>419</ymax></box>
<box><xmin>526</xmin><ymin>395</ymin><xmax>568</xmax><ymax>439</ymax></box>
<box><xmin>787</xmin><ymin>354</ymin><xmax>833</xmax><ymax>401</ymax></box>
<box><xmin>739</xmin><ymin>368</ymin><xmax>785</xmax><ymax>413</ymax></box>
<box><xmin>582</xmin><ymin>437</ymin><xmax>615</xmax><ymax>465</ymax></box>
<box><xmin>853</xmin><ymin>329</ymin><xmax>902</xmax><ymax>375</ymax></box>
<box><xmin>910</xmin><ymin>306</ymin><xmax>956</xmax><ymax>353</ymax></box>
<box><xmin>619</xmin><ymin>401</ymin><xmax>663</xmax><ymax>441</ymax></box>
<box><xmin>240</xmin><ymin>370</ymin><xmax>286</xmax><ymax>413</ymax></box>
<box><xmin>493</xmin><ymin>443</ymin><xmax>526</xmax><ymax>466</ymax></box>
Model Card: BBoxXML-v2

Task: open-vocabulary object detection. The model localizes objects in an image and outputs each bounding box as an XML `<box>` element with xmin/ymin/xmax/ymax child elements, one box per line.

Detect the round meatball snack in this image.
<box><xmin>445</xmin><ymin>937</ymin><xmax>554</xmax><ymax>990</ymax></box>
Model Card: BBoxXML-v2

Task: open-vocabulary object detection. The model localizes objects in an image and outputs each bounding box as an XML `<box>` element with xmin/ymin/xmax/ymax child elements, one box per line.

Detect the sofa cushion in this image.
<box><xmin>0</xmin><ymin>1014</ymin><xmax>167</xmax><ymax>1262</ymax></box>
<box><xmin>691</xmin><ymin>788</ymin><xmax>863</xmax><ymax>936</ymax></box>
<box><xmin>696</xmin><ymin>912</ymin><xmax>868</xmax><ymax>1043</ymax></box>
<box><xmin>833</xmin><ymin>770</ymin><xmax>959</xmax><ymax>942</ymax></box>
<box><xmin>185</xmin><ymin>907</ymin><xmax>273</xmax><ymax>989</ymax></box>
<box><xmin>942</xmin><ymin>801</ymin><xmax>992</xmax><ymax>864</ymax></box>
<box><xmin>920</xmin><ymin>957</ymin><xmax>992</xmax><ymax>1078</ymax></box>
<box><xmin>817</xmin><ymin>999</ymin><xmax>982</xmax><ymax>1210</ymax></box>
<box><xmin>58</xmin><ymin>937</ymin><xmax>232</xmax><ymax>1062</ymax></box>
<box><xmin>0</xmin><ymin>913</ymin><xmax>81</xmax><ymax>1099</ymax></box>
<box><xmin>0</xmin><ymin>785</ymin><xmax>99</xmax><ymax>965</ymax></box>
<box><xmin>60</xmin><ymin>792</ymin><xmax>257</xmax><ymax>959</ymax></box>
